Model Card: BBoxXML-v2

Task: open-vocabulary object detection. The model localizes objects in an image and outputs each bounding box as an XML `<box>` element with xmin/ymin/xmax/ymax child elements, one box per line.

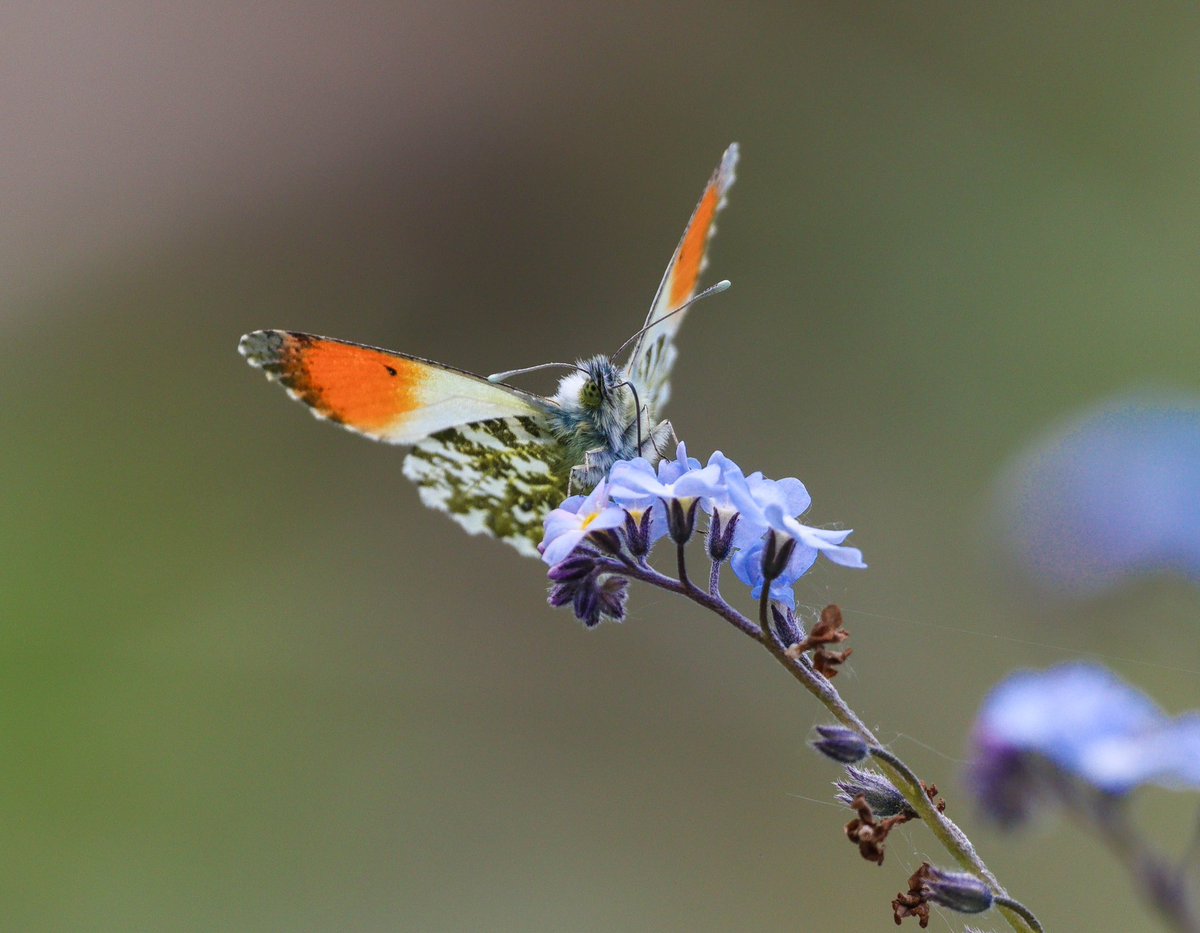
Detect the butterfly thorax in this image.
<box><xmin>546</xmin><ymin>355</ymin><xmax>655</xmax><ymax>483</ymax></box>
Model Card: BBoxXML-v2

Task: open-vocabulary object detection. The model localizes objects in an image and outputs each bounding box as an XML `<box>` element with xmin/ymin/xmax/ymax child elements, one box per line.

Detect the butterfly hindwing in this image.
<box><xmin>239</xmin><ymin>330</ymin><xmax>549</xmax><ymax>444</ymax></box>
<box><xmin>627</xmin><ymin>143</ymin><xmax>739</xmax><ymax>410</ymax></box>
<box><xmin>402</xmin><ymin>415</ymin><xmax>570</xmax><ymax>556</ymax></box>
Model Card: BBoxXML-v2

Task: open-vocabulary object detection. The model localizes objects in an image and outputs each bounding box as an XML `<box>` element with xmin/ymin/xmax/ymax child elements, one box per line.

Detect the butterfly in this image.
<box><xmin>239</xmin><ymin>143</ymin><xmax>739</xmax><ymax>557</ymax></box>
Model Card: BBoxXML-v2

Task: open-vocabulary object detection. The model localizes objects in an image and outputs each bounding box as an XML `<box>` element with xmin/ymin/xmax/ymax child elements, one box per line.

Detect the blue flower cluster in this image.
<box><xmin>968</xmin><ymin>662</ymin><xmax>1200</xmax><ymax>827</ymax></box>
<box><xmin>539</xmin><ymin>443</ymin><xmax>865</xmax><ymax>626</ymax></box>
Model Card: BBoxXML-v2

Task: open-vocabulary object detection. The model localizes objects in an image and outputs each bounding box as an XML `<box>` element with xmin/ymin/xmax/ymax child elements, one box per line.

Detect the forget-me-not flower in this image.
<box><xmin>730</xmin><ymin>536</ymin><xmax>818</xmax><ymax>608</ymax></box>
<box><xmin>725</xmin><ymin>467</ymin><xmax>865</xmax><ymax>570</ymax></box>
<box><xmin>539</xmin><ymin>481</ymin><xmax>626</xmax><ymax>566</ymax></box>
<box><xmin>968</xmin><ymin>662</ymin><xmax>1200</xmax><ymax>827</ymax></box>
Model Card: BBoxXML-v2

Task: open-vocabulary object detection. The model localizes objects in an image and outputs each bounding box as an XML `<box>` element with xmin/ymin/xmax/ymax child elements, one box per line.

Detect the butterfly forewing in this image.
<box><xmin>239</xmin><ymin>330</ymin><xmax>549</xmax><ymax>444</ymax></box>
<box><xmin>627</xmin><ymin>143</ymin><xmax>739</xmax><ymax>411</ymax></box>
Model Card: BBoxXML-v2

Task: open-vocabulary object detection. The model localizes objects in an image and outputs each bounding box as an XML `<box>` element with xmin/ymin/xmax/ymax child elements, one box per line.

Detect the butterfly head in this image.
<box><xmin>576</xmin><ymin>355</ymin><xmax>623</xmax><ymax>411</ymax></box>
<box><xmin>546</xmin><ymin>354</ymin><xmax>648</xmax><ymax>470</ymax></box>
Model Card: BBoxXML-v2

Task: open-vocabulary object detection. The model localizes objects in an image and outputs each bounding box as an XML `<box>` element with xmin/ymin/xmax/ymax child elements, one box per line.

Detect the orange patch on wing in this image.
<box><xmin>283</xmin><ymin>336</ymin><xmax>427</xmax><ymax>433</ymax></box>
<box><xmin>668</xmin><ymin>181</ymin><xmax>720</xmax><ymax>309</ymax></box>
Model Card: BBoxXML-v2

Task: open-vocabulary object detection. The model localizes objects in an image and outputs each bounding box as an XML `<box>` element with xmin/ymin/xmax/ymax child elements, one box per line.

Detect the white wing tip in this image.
<box><xmin>719</xmin><ymin>143</ymin><xmax>739</xmax><ymax>191</ymax></box>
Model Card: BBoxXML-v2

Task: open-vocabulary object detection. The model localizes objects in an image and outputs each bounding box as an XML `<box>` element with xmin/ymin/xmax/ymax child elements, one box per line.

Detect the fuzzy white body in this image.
<box><xmin>546</xmin><ymin>355</ymin><xmax>675</xmax><ymax>491</ymax></box>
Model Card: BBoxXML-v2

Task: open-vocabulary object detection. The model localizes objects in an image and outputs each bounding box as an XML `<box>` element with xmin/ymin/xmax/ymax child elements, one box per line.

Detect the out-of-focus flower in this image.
<box><xmin>994</xmin><ymin>393</ymin><xmax>1200</xmax><ymax>597</ymax></box>
<box><xmin>967</xmin><ymin>662</ymin><xmax>1200</xmax><ymax>827</ymax></box>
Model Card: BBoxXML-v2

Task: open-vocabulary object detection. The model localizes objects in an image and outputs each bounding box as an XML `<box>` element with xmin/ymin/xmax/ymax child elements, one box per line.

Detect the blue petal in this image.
<box><xmin>541</xmin><ymin>529</ymin><xmax>587</xmax><ymax>566</ymax></box>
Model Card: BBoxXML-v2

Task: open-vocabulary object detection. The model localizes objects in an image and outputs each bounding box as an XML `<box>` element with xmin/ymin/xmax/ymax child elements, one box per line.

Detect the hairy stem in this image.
<box><xmin>994</xmin><ymin>896</ymin><xmax>1046</xmax><ymax>933</ymax></box>
<box><xmin>676</xmin><ymin>542</ymin><xmax>692</xmax><ymax>592</ymax></box>
<box><xmin>600</xmin><ymin>556</ymin><xmax>1041</xmax><ymax>933</ymax></box>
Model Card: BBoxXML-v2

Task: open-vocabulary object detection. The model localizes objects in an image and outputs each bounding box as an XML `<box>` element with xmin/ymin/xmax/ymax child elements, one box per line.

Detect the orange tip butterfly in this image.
<box><xmin>239</xmin><ymin>143</ymin><xmax>739</xmax><ymax>556</ymax></box>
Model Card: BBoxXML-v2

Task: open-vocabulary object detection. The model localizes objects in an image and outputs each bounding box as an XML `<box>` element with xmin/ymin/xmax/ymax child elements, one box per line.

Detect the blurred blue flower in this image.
<box><xmin>539</xmin><ymin>481</ymin><xmax>626</xmax><ymax>566</ymax></box>
<box><xmin>968</xmin><ymin>662</ymin><xmax>1200</xmax><ymax>827</ymax></box>
<box><xmin>995</xmin><ymin>393</ymin><xmax>1200</xmax><ymax>596</ymax></box>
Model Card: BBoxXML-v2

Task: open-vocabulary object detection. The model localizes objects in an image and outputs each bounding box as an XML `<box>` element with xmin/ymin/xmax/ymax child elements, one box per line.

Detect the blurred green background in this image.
<box><xmin>7</xmin><ymin>3</ymin><xmax>1200</xmax><ymax>930</ymax></box>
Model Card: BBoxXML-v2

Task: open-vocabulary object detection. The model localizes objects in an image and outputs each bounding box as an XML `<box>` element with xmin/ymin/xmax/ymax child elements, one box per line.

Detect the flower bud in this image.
<box><xmin>623</xmin><ymin>509</ymin><xmax>654</xmax><ymax>558</ymax></box>
<box><xmin>760</xmin><ymin>530</ymin><xmax>796</xmax><ymax>582</ymax></box>
<box><xmin>665</xmin><ymin>497</ymin><xmax>701</xmax><ymax>545</ymax></box>
<box><xmin>835</xmin><ymin>766</ymin><xmax>915</xmax><ymax>819</ymax></box>
<box><xmin>706</xmin><ymin>509</ymin><xmax>740</xmax><ymax>562</ymax></box>
<box><xmin>547</xmin><ymin>552</ymin><xmax>598</xmax><ymax>583</ymax></box>
<box><xmin>770</xmin><ymin>603</ymin><xmax>803</xmax><ymax>648</ymax></box>
<box><xmin>920</xmin><ymin>865</ymin><xmax>994</xmax><ymax>915</ymax></box>
<box><xmin>812</xmin><ymin>725</ymin><xmax>868</xmax><ymax>763</ymax></box>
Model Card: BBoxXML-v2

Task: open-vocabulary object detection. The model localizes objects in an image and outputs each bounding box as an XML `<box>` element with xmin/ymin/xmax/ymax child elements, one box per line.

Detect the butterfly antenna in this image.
<box><xmin>487</xmin><ymin>361</ymin><xmax>586</xmax><ymax>383</ymax></box>
<box><xmin>615</xmin><ymin>380</ymin><xmax>644</xmax><ymax>453</ymax></box>
<box><xmin>612</xmin><ymin>279</ymin><xmax>731</xmax><ymax>361</ymax></box>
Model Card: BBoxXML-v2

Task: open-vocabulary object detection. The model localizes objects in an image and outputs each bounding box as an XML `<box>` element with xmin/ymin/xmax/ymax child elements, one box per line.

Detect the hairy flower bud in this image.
<box><xmin>812</xmin><ymin>725</ymin><xmax>868</xmax><ymax>764</ymax></box>
<box><xmin>835</xmin><ymin>767</ymin><xmax>915</xmax><ymax>819</ymax></box>
<box><xmin>769</xmin><ymin>603</ymin><xmax>803</xmax><ymax>648</ymax></box>
<box><xmin>706</xmin><ymin>508</ymin><xmax>740</xmax><ymax>562</ymax></box>
<box><xmin>623</xmin><ymin>508</ymin><xmax>654</xmax><ymax>558</ymax></box>
<box><xmin>919</xmin><ymin>865</ymin><xmax>994</xmax><ymax>915</ymax></box>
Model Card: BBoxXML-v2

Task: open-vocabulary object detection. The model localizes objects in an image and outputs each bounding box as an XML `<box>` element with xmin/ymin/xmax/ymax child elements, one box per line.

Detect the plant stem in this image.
<box><xmin>599</xmin><ymin>556</ymin><xmax>1042</xmax><ymax>933</ymax></box>
<box><xmin>1072</xmin><ymin>790</ymin><xmax>1199</xmax><ymax>933</ymax></box>
<box><xmin>995</xmin><ymin>896</ymin><xmax>1046</xmax><ymax>933</ymax></box>
<box><xmin>676</xmin><ymin>541</ymin><xmax>692</xmax><ymax>592</ymax></box>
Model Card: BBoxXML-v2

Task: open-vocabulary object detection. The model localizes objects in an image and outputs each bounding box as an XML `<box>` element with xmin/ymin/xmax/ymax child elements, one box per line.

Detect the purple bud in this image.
<box><xmin>548</xmin><ymin>554</ymin><xmax>599</xmax><ymax>583</ymax></box>
<box><xmin>588</xmin><ymin>529</ymin><xmax>624</xmax><ymax>556</ymax></box>
<box><xmin>572</xmin><ymin>581</ymin><xmax>601</xmax><ymax>627</ymax></box>
<box><xmin>920</xmin><ymin>866</ymin><xmax>994</xmax><ymax>915</ymax></box>
<box><xmin>548</xmin><ymin>582</ymin><xmax>575</xmax><ymax>608</ymax></box>
<box><xmin>706</xmin><ymin>510</ymin><xmax>740</xmax><ymax>562</ymax></box>
<box><xmin>595</xmin><ymin>575</ymin><xmax>629</xmax><ymax>622</ymax></box>
<box><xmin>623</xmin><ymin>509</ymin><xmax>654</xmax><ymax>558</ymax></box>
<box><xmin>769</xmin><ymin>603</ymin><xmax>803</xmax><ymax>648</ymax></box>
<box><xmin>812</xmin><ymin>725</ymin><xmax>869</xmax><ymax>764</ymax></box>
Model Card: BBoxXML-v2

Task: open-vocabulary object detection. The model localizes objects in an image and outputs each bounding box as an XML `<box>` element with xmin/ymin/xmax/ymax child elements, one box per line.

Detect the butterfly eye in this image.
<box><xmin>580</xmin><ymin>379</ymin><xmax>603</xmax><ymax>409</ymax></box>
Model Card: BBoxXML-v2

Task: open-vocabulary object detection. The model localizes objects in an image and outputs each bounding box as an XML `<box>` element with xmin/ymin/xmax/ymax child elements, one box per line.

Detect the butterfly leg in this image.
<box><xmin>643</xmin><ymin>419</ymin><xmax>677</xmax><ymax>461</ymax></box>
<box><xmin>568</xmin><ymin>448</ymin><xmax>615</xmax><ymax>494</ymax></box>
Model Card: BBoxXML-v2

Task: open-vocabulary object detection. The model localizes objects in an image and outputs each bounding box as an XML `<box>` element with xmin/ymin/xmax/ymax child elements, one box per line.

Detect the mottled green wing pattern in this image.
<box><xmin>402</xmin><ymin>415</ymin><xmax>571</xmax><ymax>557</ymax></box>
